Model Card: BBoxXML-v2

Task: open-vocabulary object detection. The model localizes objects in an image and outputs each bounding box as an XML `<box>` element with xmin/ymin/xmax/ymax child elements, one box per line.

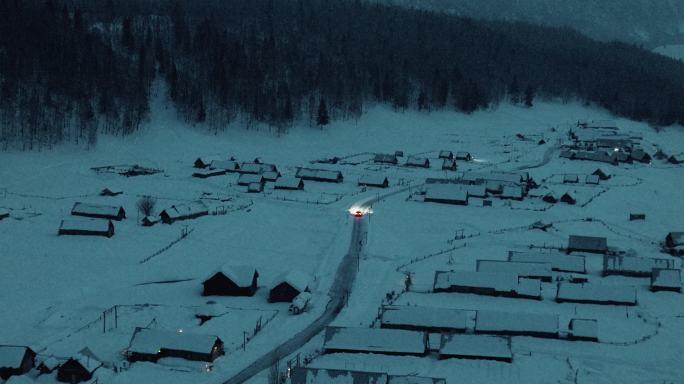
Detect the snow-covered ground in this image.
<box><xmin>1</xmin><ymin>88</ymin><xmax>684</xmax><ymax>384</ymax></box>
<box><xmin>653</xmin><ymin>44</ymin><xmax>684</xmax><ymax>61</ymax></box>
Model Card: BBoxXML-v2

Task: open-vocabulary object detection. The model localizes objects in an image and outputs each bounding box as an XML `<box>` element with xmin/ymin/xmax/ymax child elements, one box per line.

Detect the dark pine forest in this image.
<box><xmin>2</xmin><ymin>0</ymin><xmax>684</xmax><ymax>149</ymax></box>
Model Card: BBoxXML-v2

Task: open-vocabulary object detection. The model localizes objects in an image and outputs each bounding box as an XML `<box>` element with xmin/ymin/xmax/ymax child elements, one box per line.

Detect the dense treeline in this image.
<box><xmin>2</xmin><ymin>0</ymin><xmax>684</xmax><ymax>149</ymax></box>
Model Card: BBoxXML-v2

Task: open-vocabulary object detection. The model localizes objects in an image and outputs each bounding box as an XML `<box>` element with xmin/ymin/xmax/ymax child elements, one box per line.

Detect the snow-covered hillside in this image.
<box><xmin>1</xmin><ymin>88</ymin><xmax>684</xmax><ymax>384</ymax></box>
<box><xmin>654</xmin><ymin>44</ymin><xmax>684</xmax><ymax>61</ymax></box>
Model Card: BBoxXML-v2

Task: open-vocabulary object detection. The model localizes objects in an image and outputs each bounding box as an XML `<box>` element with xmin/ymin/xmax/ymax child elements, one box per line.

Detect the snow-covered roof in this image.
<box><xmin>424</xmin><ymin>184</ymin><xmax>468</xmax><ymax>204</ymax></box>
<box><xmin>461</xmin><ymin>172</ymin><xmax>520</xmax><ymax>185</ymax></box>
<box><xmin>209</xmin><ymin>160</ymin><xmax>239</xmax><ymax>171</ymax></box>
<box><xmin>568</xmin><ymin>235</ymin><xmax>607</xmax><ymax>253</ymax></box>
<box><xmin>441</xmin><ymin>158</ymin><xmax>456</xmax><ymax>169</ymax></box>
<box><xmin>0</xmin><ymin>346</ymin><xmax>30</xmax><ymax>368</ymax></box>
<box><xmin>603</xmin><ymin>256</ymin><xmax>674</xmax><ymax>276</ymax></box>
<box><xmin>651</xmin><ymin>268</ymin><xmax>681</xmax><ymax>289</ymax></box>
<box><xmin>59</xmin><ymin>218</ymin><xmax>112</xmax><ymax>233</ymax></box>
<box><xmin>247</xmin><ymin>182</ymin><xmax>264</xmax><ymax>192</ymax></box>
<box><xmin>262</xmin><ymin>171</ymin><xmax>280</xmax><ymax>181</ymax></box>
<box><xmin>434</xmin><ymin>270</ymin><xmax>518</xmax><ymax>293</ymax></box>
<box><xmin>585</xmin><ymin>174</ymin><xmax>600</xmax><ymax>184</ymax></box>
<box><xmin>465</xmin><ymin>184</ymin><xmax>487</xmax><ymax>198</ymax></box>
<box><xmin>359</xmin><ymin>174</ymin><xmax>388</xmax><ymax>186</ymax></box>
<box><xmin>289</xmin><ymin>367</ymin><xmax>388</xmax><ymax>384</ymax></box>
<box><xmin>381</xmin><ymin>305</ymin><xmax>467</xmax><ymax>331</ymax></box>
<box><xmin>162</xmin><ymin>201</ymin><xmax>208</xmax><ymax>220</ymax></box>
<box><xmin>72</xmin><ymin>353</ymin><xmax>103</xmax><ymax>373</ymax></box>
<box><xmin>275</xmin><ymin>176</ymin><xmax>303</xmax><ymax>189</ymax></box>
<box><xmin>374</xmin><ymin>153</ymin><xmax>398</xmax><ymax>163</ymax></box>
<box><xmin>563</xmin><ymin>174</ymin><xmax>579</xmax><ymax>182</ymax></box>
<box><xmin>475</xmin><ymin>310</ymin><xmax>558</xmax><ymax>335</ymax></box>
<box><xmin>323</xmin><ymin>327</ymin><xmax>426</xmax><ymax>355</ymax></box>
<box><xmin>195</xmin><ymin>156</ymin><xmax>221</xmax><ymax>166</ymax></box>
<box><xmin>667</xmin><ymin>232</ymin><xmax>684</xmax><ymax>246</ymax></box>
<box><xmin>5</xmin><ymin>375</ymin><xmax>36</xmax><ymax>384</ymax></box>
<box><xmin>439</xmin><ymin>334</ymin><xmax>511</xmax><ymax>360</ymax></box>
<box><xmin>38</xmin><ymin>356</ymin><xmax>60</xmax><ymax>370</ymax></box>
<box><xmin>455</xmin><ymin>151</ymin><xmax>471</xmax><ymax>159</ymax></box>
<box><xmin>295</xmin><ymin>167</ymin><xmax>343</xmax><ymax>181</ymax></box>
<box><xmin>388</xmin><ymin>376</ymin><xmax>446</xmax><ymax>384</ymax></box>
<box><xmin>0</xmin><ymin>207</ymin><xmax>10</xmax><ymax>218</ymax></box>
<box><xmin>556</xmin><ymin>283</ymin><xmax>637</xmax><ymax>305</ymax></box>
<box><xmin>240</xmin><ymin>162</ymin><xmax>277</xmax><ymax>174</ymax></box>
<box><xmin>500</xmin><ymin>185</ymin><xmax>523</xmax><ymax>199</ymax></box>
<box><xmin>476</xmin><ymin>260</ymin><xmax>552</xmax><ymax>281</ymax></box>
<box><xmin>509</xmin><ymin>251</ymin><xmax>586</xmax><ymax>273</ymax></box>
<box><xmin>516</xmin><ymin>278</ymin><xmax>542</xmax><ymax>299</ymax></box>
<box><xmin>72</xmin><ymin>202</ymin><xmax>124</xmax><ymax>218</ymax></box>
<box><xmin>438</xmin><ymin>150</ymin><xmax>453</xmax><ymax>158</ymax></box>
<box><xmin>405</xmin><ymin>156</ymin><xmax>429</xmax><ymax>166</ymax></box>
<box><xmin>212</xmin><ymin>265</ymin><xmax>257</xmax><ymax>287</ymax></box>
<box><xmin>238</xmin><ymin>173</ymin><xmax>265</xmax><ymax>185</ymax></box>
<box><xmin>128</xmin><ymin>328</ymin><xmax>220</xmax><ymax>355</ymax></box>
<box><xmin>270</xmin><ymin>270</ymin><xmax>310</xmax><ymax>293</ymax></box>
<box><xmin>569</xmin><ymin>319</ymin><xmax>598</xmax><ymax>340</ymax></box>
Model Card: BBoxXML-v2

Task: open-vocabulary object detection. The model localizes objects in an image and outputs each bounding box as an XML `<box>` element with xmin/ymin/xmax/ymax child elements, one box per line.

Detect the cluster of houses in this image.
<box><xmin>201</xmin><ymin>264</ymin><xmax>311</xmax><ymax>303</ymax></box>
<box><xmin>0</xmin><ymin>345</ymin><xmax>105</xmax><ymax>384</ymax></box>
<box><xmin>421</xmin><ymin>171</ymin><xmax>533</xmax><ymax>206</ymax></box>
<box><xmin>58</xmin><ymin>202</ymin><xmax>126</xmax><ymax>238</ymax></box>
<box><xmin>560</xmin><ymin>121</ymin><xmax>653</xmax><ymax>165</ymax></box>
<box><xmin>373</xmin><ymin>150</ymin><xmax>472</xmax><ymax>172</ymax></box>
<box><xmin>287</xmin><ymin>366</ymin><xmax>446</xmax><ymax>384</ymax></box>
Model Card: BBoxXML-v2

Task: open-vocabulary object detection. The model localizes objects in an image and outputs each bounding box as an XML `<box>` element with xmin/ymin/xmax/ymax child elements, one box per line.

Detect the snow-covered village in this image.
<box><xmin>2</xmin><ymin>1</ymin><xmax>684</xmax><ymax>384</ymax></box>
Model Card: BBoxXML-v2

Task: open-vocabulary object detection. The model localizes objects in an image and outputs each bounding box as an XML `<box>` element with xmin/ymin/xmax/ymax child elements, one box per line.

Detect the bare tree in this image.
<box><xmin>137</xmin><ymin>195</ymin><xmax>156</xmax><ymax>216</ymax></box>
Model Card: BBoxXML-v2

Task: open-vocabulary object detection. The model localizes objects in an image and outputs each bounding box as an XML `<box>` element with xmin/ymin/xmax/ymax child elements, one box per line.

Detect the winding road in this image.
<box><xmin>221</xmin><ymin>185</ymin><xmax>415</xmax><ymax>384</ymax></box>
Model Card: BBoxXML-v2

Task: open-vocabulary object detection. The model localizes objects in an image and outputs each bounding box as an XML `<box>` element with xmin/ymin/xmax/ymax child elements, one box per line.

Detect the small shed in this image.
<box><xmin>140</xmin><ymin>216</ymin><xmax>158</xmax><ymax>227</ymax></box>
<box><xmin>0</xmin><ymin>208</ymin><xmax>9</xmax><ymax>221</ymax></box>
<box><xmin>439</xmin><ymin>334</ymin><xmax>512</xmax><ymax>363</ymax></box>
<box><xmin>629</xmin><ymin>213</ymin><xmax>646</xmax><ymax>221</ymax></box>
<box><xmin>295</xmin><ymin>168</ymin><xmax>344</xmax><ymax>183</ymax></box>
<box><xmin>563</xmin><ymin>174</ymin><xmax>579</xmax><ymax>184</ymax></box>
<box><xmin>630</xmin><ymin>148</ymin><xmax>651</xmax><ymax>163</ymax></box>
<box><xmin>424</xmin><ymin>185</ymin><xmax>468</xmax><ymax>206</ymax></box>
<box><xmin>71</xmin><ymin>202</ymin><xmax>126</xmax><ymax>221</ymax></box>
<box><xmin>592</xmin><ymin>168</ymin><xmax>611</xmax><ymax>180</ymax></box>
<box><xmin>194</xmin><ymin>157</ymin><xmax>219</xmax><ymax>169</ymax></box>
<box><xmin>567</xmin><ymin>235</ymin><xmax>607</xmax><ymax>254</ymax></box>
<box><xmin>665</xmin><ymin>232</ymin><xmax>684</xmax><ymax>248</ymax></box>
<box><xmin>568</xmin><ymin>319</ymin><xmax>598</xmax><ymax>341</ymax></box>
<box><xmin>438</xmin><ymin>150</ymin><xmax>454</xmax><ymax>159</ymax></box>
<box><xmin>560</xmin><ymin>191</ymin><xmax>576</xmax><ymax>205</ymax></box>
<box><xmin>455</xmin><ymin>152</ymin><xmax>472</xmax><ymax>161</ymax></box>
<box><xmin>358</xmin><ymin>175</ymin><xmax>389</xmax><ymax>188</ymax></box>
<box><xmin>268</xmin><ymin>270</ymin><xmax>311</xmax><ymax>302</ymax></box>
<box><xmin>159</xmin><ymin>201</ymin><xmax>208</xmax><ymax>224</ymax></box>
<box><xmin>99</xmin><ymin>188</ymin><xmax>123</xmax><ymax>197</ymax></box>
<box><xmin>475</xmin><ymin>310</ymin><xmax>559</xmax><ymax>338</ymax></box>
<box><xmin>465</xmin><ymin>184</ymin><xmax>487</xmax><ymax>198</ymax></box>
<box><xmin>36</xmin><ymin>356</ymin><xmax>60</xmax><ymax>374</ymax></box>
<box><xmin>542</xmin><ymin>192</ymin><xmax>557</xmax><ymax>203</ymax></box>
<box><xmin>127</xmin><ymin>327</ymin><xmax>224</xmax><ymax>363</ymax></box>
<box><xmin>380</xmin><ymin>305</ymin><xmax>467</xmax><ymax>333</ymax></box>
<box><xmin>650</xmin><ymin>268</ymin><xmax>681</xmax><ymax>292</ymax></box>
<box><xmin>585</xmin><ymin>174</ymin><xmax>600</xmax><ymax>185</ymax></box>
<box><xmin>668</xmin><ymin>154</ymin><xmax>684</xmax><ymax>164</ymax></box>
<box><xmin>56</xmin><ymin>356</ymin><xmax>101</xmax><ymax>383</ymax></box>
<box><xmin>58</xmin><ymin>218</ymin><xmax>114</xmax><ymax>238</ymax></box>
<box><xmin>203</xmin><ymin>265</ymin><xmax>259</xmax><ymax>296</ymax></box>
<box><xmin>405</xmin><ymin>156</ymin><xmax>430</xmax><ymax>168</ymax></box>
<box><xmin>237</xmin><ymin>173</ymin><xmax>265</xmax><ymax>186</ymax></box>
<box><xmin>0</xmin><ymin>346</ymin><xmax>35</xmax><ymax>380</ymax></box>
<box><xmin>441</xmin><ymin>158</ymin><xmax>457</xmax><ymax>171</ymax></box>
<box><xmin>274</xmin><ymin>177</ymin><xmax>304</xmax><ymax>190</ymax></box>
<box><xmin>374</xmin><ymin>153</ymin><xmax>399</xmax><ymax>165</ymax></box>
<box><xmin>323</xmin><ymin>327</ymin><xmax>427</xmax><ymax>356</ymax></box>
<box><xmin>247</xmin><ymin>182</ymin><xmax>264</xmax><ymax>193</ymax></box>
<box><xmin>239</xmin><ymin>162</ymin><xmax>278</xmax><ymax>175</ymax></box>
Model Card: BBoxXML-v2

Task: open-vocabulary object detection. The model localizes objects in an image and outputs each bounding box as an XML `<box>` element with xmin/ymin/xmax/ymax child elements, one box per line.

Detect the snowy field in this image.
<box><xmin>653</xmin><ymin>44</ymin><xmax>684</xmax><ymax>61</ymax></box>
<box><xmin>1</xmin><ymin>89</ymin><xmax>684</xmax><ymax>384</ymax></box>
